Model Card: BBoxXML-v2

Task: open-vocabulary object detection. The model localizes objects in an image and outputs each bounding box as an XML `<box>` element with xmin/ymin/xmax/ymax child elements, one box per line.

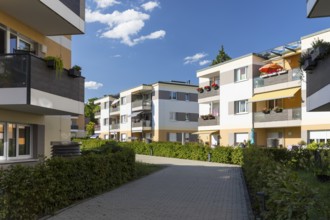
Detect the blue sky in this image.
<box><xmin>72</xmin><ymin>0</ymin><xmax>330</xmax><ymax>101</ymax></box>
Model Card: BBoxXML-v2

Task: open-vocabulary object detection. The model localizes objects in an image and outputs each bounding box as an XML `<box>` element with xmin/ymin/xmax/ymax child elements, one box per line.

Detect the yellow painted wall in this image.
<box><xmin>255</xmin><ymin>127</ymin><xmax>301</xmax><ymax>148</ymax></box>
<box><xmin>272</xmin><ymin>53</ymin><xmax>300</xmax><ymax>70</ymax></box>
<box><xmin>220</xmin><ymin>128</ymin><xmax>250</xmax><ymax>146</ymax></box>
<box><xmin>283</xmin><ymin>90</ymin><xmax>301</xmax><ymax>109</ymax></box>
<box><xmin>255</xmin><ymin>128</ymin><xmax>267</xmax><ymax>147</ymax></box>
<box><xmin>0</xmin><ymin>11</ymin><xmax>71</xmax><ymax>68</ymax></box>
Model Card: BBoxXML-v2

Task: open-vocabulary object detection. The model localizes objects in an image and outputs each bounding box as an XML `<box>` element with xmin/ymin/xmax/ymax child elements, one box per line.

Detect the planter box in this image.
<box><xmin>311</xmin><ymin>46</ymin><xmax>326</xmax><ymax>62</ymax></box>
<box><xmin>69</xmin><ymin>68</ymin><xmax>81</xmax><ymax>77</ymax></box>
<box><xmin>302</xmin><ymin>58</ymin><xmax>316</xmax><ymax>71</ymax></box>
<box><xmin>46</xmin><ymin>60</ymin><xmax>56</xmax><ymax>69</ymax></box>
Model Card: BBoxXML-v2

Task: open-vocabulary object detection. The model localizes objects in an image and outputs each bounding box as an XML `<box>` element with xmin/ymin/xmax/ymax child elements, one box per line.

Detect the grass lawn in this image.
<box><xmin>296</xmin><ymin>170</ymin><xmax>330</xmax><ymax>218</ymax></box>
<box><xmin>135</xmin><ymin>162</ymin><xmax>164</xmax><ymax>178</ymax></box>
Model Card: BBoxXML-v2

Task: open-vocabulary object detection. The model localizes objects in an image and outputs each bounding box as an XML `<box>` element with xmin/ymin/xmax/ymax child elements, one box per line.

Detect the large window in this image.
<box><xmin>235</xmin><ymin>100</ymin><xmax>248</xmax><ymax>114</ymax></box>
<box><xmin>170</xmin><ymin>92</ymin><xmax>177</xmax><ymax>100</ymax></box>
<box><xmin>234</xmin><ymin>66</ymin><xmax>248</xmax><ymax>82</ymax></box>
<box><xmin>168</xmin><ymin>133</ymin><xmax>176</xmax><ymax>142</ymax></box>
<box><xmin>169</xmin><ymin>112</ymin><xmax>176</xmax><ymax>121</ymax></box>
<box><xmin>0</xmin><ymin>122</ymin><xmax>32</xmax><ymax>161</ymax></box>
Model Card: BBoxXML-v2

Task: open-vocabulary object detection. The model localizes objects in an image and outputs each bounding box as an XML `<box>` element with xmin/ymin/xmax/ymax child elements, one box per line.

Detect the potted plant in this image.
<box><xmin>44</xmin><ymin>56</ymin><xmax>64</xmax><ymax>78</ymax></box>
<box><xmin>204</xmin><ymin>85</ymin><xmax>211</xmax><ymax>92</ymax></box>
<box><xmin>311</xmin><ymin>39</ymin><xmax>330</xmax><ymax>62</ymax></box>
<box><xmin>69</xmin><ymin>65</ymin><xmax>82</xmax><ymax>77</ymax></box>
<box><xmin>201</xmin><ymin>115</ymin><xmax>208</xmax><ymax>120</ymax></box>
<box><xmin>300</xmin><ymin>51</ymin><xmax>316</xmax><ymax>71</ymax></box>
<box><xmin>197</xmin><ymin>87</ymin><xmax>204</xmax><ymax>93</ymax></box>
<box><xmin>211</xmin><ymin>82</ymin><xmax>219</xmax><ymax>90</ymax></box>
<box><xmin>207</xmin><ymin>114</ymin><xmax>215</xmax><ymax>120</ymax></box>
<box><xmin>273</xmin><ymin>106</ymin><xmax>283</xmax><ymax>113</ymax></box>
<box><xmin>262</xmin><ymin>107</ymin><xmax>270</xmax><ymax>114</ymax></box>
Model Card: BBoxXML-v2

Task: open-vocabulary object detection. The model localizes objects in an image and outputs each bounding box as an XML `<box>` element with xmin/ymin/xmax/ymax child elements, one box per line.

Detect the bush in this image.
<box><xmin>242</xmin><ymin>147</ymin><xmax>328</xmax><ymax>219</ymax></box>
<box><xmin>0</xmin><ymin>146</ymin><xmax>135</xmax><ymax>219</ymax></box>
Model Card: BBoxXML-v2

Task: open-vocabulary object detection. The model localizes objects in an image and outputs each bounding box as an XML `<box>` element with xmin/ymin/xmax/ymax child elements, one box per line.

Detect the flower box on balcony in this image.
<box><xmin>204</xmin><ymin>86</ymin><xmax>211</xmax><ymax>92</ymax></box>
<box><xmin>311</xmin><ymin>46</ymin><xmax>327</xmax><ymax>62</ymax></box>
<box><xmin>273</xmin><ymin>106</ymin><xmax>283</xmax><ymax>113</ymax></box>
<box><xmin>302</xmin><ymin>58</ymin><xmax>316</xmax><ymax>71</ymax></box>
<box><xmin>197</xmin><ymin>87</ymin><xmax>204</xmax><ymax>93</ymax></box>
<box><xmin>262</xmin><ymin>108</ymin><xmax>270</xmax><ymax>114</ymax></box>
<box><xmin>211</xmin><ymin>83</ymin><xmax>219</xmax><ymax>90</ymax></box>
<box><xmin>68</xmin><ymin>65</ymin><xmax>81</xmax><ymax>78</ymax></box>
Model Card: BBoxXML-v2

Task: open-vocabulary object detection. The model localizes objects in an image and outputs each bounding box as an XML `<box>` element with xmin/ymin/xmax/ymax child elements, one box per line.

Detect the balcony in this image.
<box><xmin>110</xmin><ymin>106</ymin><xmax>120</xmax><ymax>115</ymax></box>
<box><xmin>0</xmin><ymin>53</ymin><xmax>84</xmax><ymax>115</ymax></box>
<box><xmin>110</xmin><ymin>123</ymin><xmax>120</xmax><ymax>130</ymax></box>
<box><xmin>307</xmin><ymin>0</ymin><xmax>330</xmax><ymax>18</ymax></box>
<box><xmin>132</xmin><ymin>100</ymin><xmax>152</xmax><ymax>111</ymax></box>
<box><xmin>198</xmin><ymin>116</ymin><xmax>219</xmax><ymax>127</ymax></box>
<box><xmin>0</xmin><ymin>0</ymin><xmax>84</xmax><ymax>35</ymax></box>
<box><xmin>253</xmin><ymin>68</ymin><xmax>301</xmax><ymax>89</ymax></box>
<box><xmin>94</xmin><ymin>125</ymin><xmax>100</xmax><ymax>132</ymax></box>
<box><xmin>197</xmin><ymin>84</ymin><xmax>220</xmax><ymax>100</ymax></box>
<box><xmin>254</xmin><ymin>108</ymin><xmax>301</xmax><ymax>128</ymax></box>
<box><xmin>132</xmin><ymin>120</ymin><xmax>152</xmax><ymax>130</ymax></box>
<box><xmin>95</xmin><ymin>111</ymin><xmax>100</xmax><ymax>117</ymax></box>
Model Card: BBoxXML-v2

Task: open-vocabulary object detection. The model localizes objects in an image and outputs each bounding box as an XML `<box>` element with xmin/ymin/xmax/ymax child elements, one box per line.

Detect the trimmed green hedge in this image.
<box><xmin>0</xmin><ymin>146</ymin><xmax>135</xmax><ymax>219</ymax></box>
<box><xmin>117</xmin><ymin>141</ymin><xmax>243</xmax><ymax>165</ymax></box>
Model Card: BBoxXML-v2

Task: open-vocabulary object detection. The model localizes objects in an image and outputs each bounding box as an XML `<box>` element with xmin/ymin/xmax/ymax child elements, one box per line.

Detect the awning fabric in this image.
<box><xmin>249</xmin><ymin>87</ymin><xmax>300</xmax><ymax>102</ymax></box>
<box><xmin>131</xmin><ymin>111</ymin><xmax>142</xmax><ymax>117</ymax></box>
<box><xmin>192</xmin><ymin>130</ymin><xmax>218</xmax><ymax>135</ymax></box>
<box><xmin>111</xmin><ymin>99</ymin><xmax>119</xmax><ymax>106</ymax></box>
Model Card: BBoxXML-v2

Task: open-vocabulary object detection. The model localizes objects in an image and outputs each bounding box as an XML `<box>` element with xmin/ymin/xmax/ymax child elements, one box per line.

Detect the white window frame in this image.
<box><xmin>235</xmin><ymin>100</ymin><xmax>248</xmax><ymax>114</ymax></box>
<box><xmin>234</xmin><ymin>66</ymin><xmax>248</xmax><ymax>82</ymax></box>
<box><xmin>171</xmin><ymin>92</ymin><xmax>177</xmax><ymax>100</ymax></box>
<box><xmin>185</xmin><ymin>113</ymin><xmax>190</xmax><ymax>121</ymax></box>
<box><xmin>0</xmin><ymin>122</ymin><xmax>33</xmax><ymax>161</ymax></box>
<box><xmin>185</xmin><ymin>93</ymin><xmax>189</xmax><ymax>101</ymax></box>
<box><xmin>169</xmin><ymin>112</ymin><xmax>176</xmax><ymax>121</ymax></box>
<box><xmin>169</xmin><ymin>133</ymin><xmax>176</xmax><ymax>142</ymax></box>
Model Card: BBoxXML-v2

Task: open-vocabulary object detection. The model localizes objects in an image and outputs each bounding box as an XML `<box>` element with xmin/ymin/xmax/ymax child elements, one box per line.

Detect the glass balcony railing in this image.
<box><xmin>253</xmin><ymin>68</ymin><xmax>302</xmax><ymax>89</ymax></box>
<box><xmin>132</xmin><ymin>120</ymin><xmax>152</xmax><ymax>128</ymax></box>
<box><xmin>132</xmin><ymin>100</ymin><xmax>152</xmax><ymax>109</ymax></box>
<box><xmin>254</xmin><ymin>108</ymin><xmax>301</xmax><ymax>123</ymax></box>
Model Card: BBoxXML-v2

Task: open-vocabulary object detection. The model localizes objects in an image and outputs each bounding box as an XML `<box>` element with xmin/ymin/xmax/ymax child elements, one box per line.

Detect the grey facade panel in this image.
<box><xmin>228</xmin><ymin>101</ymin><xmax>234</xmax><ymax>115</ymax></box>
<box><xmin>177</xmin><ymin>92</ymin><xmax>185</xmax><ymax>101</ymax></box>
<box><xmin>158</xmin><ymin>90</ymin><xmax>171</xmax><ymax>100</ymax></box>
<box><xmin>307</xmin><ymin>56</ymin><xmax>330</xmax><ymax>97</ymax></box>
<box><xmin>176</xmin><ymin>112</ymin><xmax>186</xmax><ymax>121</ymax></box>
<box><xmin>126</xmin><ymin>95</ymin><xmax>132</xmax><ymax>104</ymax></box>
<box><xmin>189</xmin><ymin>93</ymin><xmax>198</xmax><ymax>102</ymax></box>
<box><xmin>33</xmin><ymin>125</ymin><xmax>45</xmax><ymax>159</ymax></box>
<box><xmin>176</xmin><ymin>133</ymin><xmax>182</xmax><ymax>142</ymax></box>
<box><xmin>220</xmin><ymin>69</ymin><xmax>234</xmax><ymax>86</ymax></box>
<box><xmin>190</xmin><ymin>113</ymin><xmax>199</xmax><ymax>122</ymax></box>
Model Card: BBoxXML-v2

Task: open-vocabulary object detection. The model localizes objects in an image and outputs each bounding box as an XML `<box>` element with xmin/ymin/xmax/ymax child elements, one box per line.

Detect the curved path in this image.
<box><xmin>48</xmin><ymin>155</ymin><xmax>253</xmax><ymax>220</ymax></box>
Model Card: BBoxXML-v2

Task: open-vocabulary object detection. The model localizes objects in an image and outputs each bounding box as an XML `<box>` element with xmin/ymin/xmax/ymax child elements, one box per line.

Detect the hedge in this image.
<box><xmin>0</xmin><ymin>146</ymin><xmax>135</xmax><ymax>220</ymax></box>
<box><xmin>242</xmin><ymin>147</ymin><xmax>329</xmax><ymax>219</ymax></box>
<box><xmin>117</xmin><ymin>141</ymin><xmax>243</xmax><ymax>165</ymax></box>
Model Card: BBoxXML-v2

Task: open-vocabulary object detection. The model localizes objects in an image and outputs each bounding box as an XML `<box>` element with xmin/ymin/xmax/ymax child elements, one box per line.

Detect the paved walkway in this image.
<box><xmin>48</xmin><ymin>155</ymin><xmax>252</xmax><ymax>220</ymax></box>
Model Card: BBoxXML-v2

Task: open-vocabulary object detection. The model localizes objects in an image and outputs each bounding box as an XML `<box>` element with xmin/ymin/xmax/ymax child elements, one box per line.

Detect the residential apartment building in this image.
<box><xmin>197</xmin><ymin>28</ymin><xmax>330</xmax><ymax>148</ymax></box>
<box><xmin>71</xmin><ymin>115</ymin><xmax>85</xmax><ymax>138</ymax></box>
<box><xmin>307</xmin><ymin>0</ymin><xmax>330</xmax><ymax>18</ymax></box>
<box><xmin>0</xmin><ymin>0</ymin><xmax>85</xmax><ymax>165</ymax></box>
<box><xmin>94</xmin><ymin>81</ymin><xmax>199</xmax><ymax>142</ymax></box>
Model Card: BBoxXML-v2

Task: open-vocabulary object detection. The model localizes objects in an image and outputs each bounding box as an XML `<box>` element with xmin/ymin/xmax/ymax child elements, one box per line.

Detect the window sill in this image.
<box><xmin>234</xmin><ymin>79</ymin><xmax>248</xmax><ymax>83</ymax></box>
<box><xmin>235</xmin><ymin>112</ymin><xmax>248</xmax><ymax>115</ymax></box>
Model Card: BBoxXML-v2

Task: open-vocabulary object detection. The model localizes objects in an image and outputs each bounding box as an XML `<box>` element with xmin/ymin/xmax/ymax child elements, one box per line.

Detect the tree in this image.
<box><xmin>84</xmin><ymin>98</ymin><xmax>100</xmax><ymax>124</ymax></box>
<box><xmin>86</xmin><ymin>121</ymin><xmax>95</xmax><ymax>136</ymax></box>
<box><xmin>211</xmin><ymin>45</ymin><xmax>231</xmax><ymax>66</ymax></box>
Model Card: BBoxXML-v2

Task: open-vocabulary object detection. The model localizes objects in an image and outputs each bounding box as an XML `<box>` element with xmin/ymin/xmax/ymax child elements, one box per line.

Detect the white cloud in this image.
<box><xmin>133</xmin><ymin>30</ymin><xmax>166</xmax><ymax>44</ymax></box>
<box><xmin>113</xmin><ymin>54</ymin><xmax>121</xmax><ymax>58</ymax></box>
<box><xmin>199</xmin><ymin>60</ymin><xmax>211</xmax><ymax>66</ymax></box>
<box><xmin>85</xmin><ymin>5</ymin><xmax>165</xmax><ymax>46</ymax></box>
<box><xmin>94</xmin><ymin>0</ymin><xmax>119</xmax><ymax>9</ymax></box>
<box><xmin>85</xmin><ymin>81</ymin><xmax>104</xmax><ymax>90</ymax></box>
<box><xmin>184</xmin><ymin>53</ymin><xmax>208</xmax><ymax>65</ymax></box>
<box><xmin>141</xmin><ymin>1</ymin><xmax>160</xmax><ymax>12</ymax></box>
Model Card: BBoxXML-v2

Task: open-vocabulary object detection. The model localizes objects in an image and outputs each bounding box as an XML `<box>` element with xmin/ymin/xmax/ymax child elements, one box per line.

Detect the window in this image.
<box><xmin>235</xmin><ymin>133</ymin><xmax>249</xmax><ymax>145</ymax></box>
<box><xmin>185</xmin><ymin>93</ymin><xmax>189</xmax><ymax>101</ymax></box>
<box><xmin>121</xmin><ymin>115</ymin><xmax>127</xmax><ymax>123</ymax></box>
<box><xmin>168</xmin><ymin>133</ymin><xmax>176</xmax><ymax>142</ymax></box>
<box><xmin>0</xmin><ymin>123</ymin><xmax>32</xmax><ymax>160</ymax></box>
<box><xmin>267</xmin><ymin>99</ymin><xmax>282</xmax><ymax>109</ymax></box>
<box><xmin>103</xmin><ymin>118</ymin><xmax>109</xmax><ymax>126</ymax></box>
<box><xmin>234</xmin><ymin>66</ymin><xmax>248</xmax><ymax>82</ymax></box>
<box><xmin>170</xmin><ymin>92</ymin><xmax>177</xmax><ymax>100</ymax></box>
<box><xmin>121</xmin><ymin>97</ymin><xmax>126</xmax><ymax>105</ymax></box>
<box><xmin>121</xmin><ymin>133</ymin><xmax>127</xmax><ymax>142</ymax></box>
<box><xmin>169</xmin><ymin>112</ymin><xmax>176</xmax><ymax>121</ymax></box>
<box><xmin>19</xmin><ymin>39</ymin><xmax>31</xmax><ymax>51</ymax></box>
<box><xmin>185</xmin><ymin>113</ymin><xmax>190</xmax><ymax>121</ymax></box>
<box><xmin>104</xmin><ymin>102</ymin><xmax>109</xmax><ymax>109</ymax></box>
<box><xmin>235</xmin><ymin>100</ymin><xmax>248</xmax><ymax>114</ymax></box>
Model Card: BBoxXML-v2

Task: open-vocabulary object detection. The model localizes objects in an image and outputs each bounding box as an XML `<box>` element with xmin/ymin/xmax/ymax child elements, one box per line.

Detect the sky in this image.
<box><xmin>72</xmin><ymin>0</ymin><xmax>330</xmax><ymax>101</ymax></box>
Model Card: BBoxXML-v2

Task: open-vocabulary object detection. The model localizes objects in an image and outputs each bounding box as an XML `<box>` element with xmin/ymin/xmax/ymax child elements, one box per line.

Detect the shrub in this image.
<box><xmin>0</xmin><ymin>146</ymin><xmax>135</xmax><ymax>219</ymax></box>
